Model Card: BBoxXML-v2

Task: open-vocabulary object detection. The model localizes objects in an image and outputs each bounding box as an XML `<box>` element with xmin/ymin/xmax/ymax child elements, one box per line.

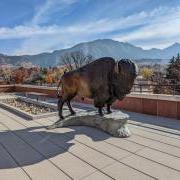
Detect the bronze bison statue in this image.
<box><xmin>57</xmin><ymin>57</ymin><xmax>138</xmax><ymax>119</ymax></box>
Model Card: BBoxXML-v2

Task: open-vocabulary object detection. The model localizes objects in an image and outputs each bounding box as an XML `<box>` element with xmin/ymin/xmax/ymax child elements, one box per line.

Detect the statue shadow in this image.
<box><xmin>124</xmin><ymin>110</ymin><xmax>180</xmax><ymax>132</ymax></box>
<box><xmin>0</xmin><ymin>124</ymin><xmax>110</xmax><ymax>169</ymax></box>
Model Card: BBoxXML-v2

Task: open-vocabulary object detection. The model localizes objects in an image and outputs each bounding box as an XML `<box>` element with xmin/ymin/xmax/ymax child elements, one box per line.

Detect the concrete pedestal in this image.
<box><xmin>47</xmin><ymin>110</ymin><xmax>131</xmax><ymax>138</ymax></box>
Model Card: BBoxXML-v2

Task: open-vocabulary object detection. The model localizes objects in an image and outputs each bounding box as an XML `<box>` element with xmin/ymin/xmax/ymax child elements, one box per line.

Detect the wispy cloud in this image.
<box><xmin>0</xmin><ymin>7</ymin><xmax>169</xmax><ymax>39</ymax></box>
<box><xmin>30</xmin><ymin>0</ymin><xmax>78</xmax><ymax>25</ymax></box>
<box><xmin>114</xmin><ymin>6</ymin><xmax>180</xmax><ymax>49</ymax></box>
<box><xmin>0</xmin><ymin>1</ymin><xmax>179</xmax><ymax>54</ymax></box>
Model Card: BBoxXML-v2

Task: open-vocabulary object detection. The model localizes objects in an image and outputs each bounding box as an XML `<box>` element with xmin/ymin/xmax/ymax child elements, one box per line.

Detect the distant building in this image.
<box><xmin>16</xmin><ymin>61</ymin><xmax>39</xmax><ymax>68</ymax></box>
<box><xmin>0</xmin><ymin>63</ymin><xmax>14</xmax><ymax>69</ymax></box>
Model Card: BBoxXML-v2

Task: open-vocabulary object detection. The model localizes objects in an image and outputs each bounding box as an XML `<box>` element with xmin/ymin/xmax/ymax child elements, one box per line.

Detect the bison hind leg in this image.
<box><xmin>57</xmin><ymin>97</ymin><xmax>65</xmax><ymax>120</ymax></box>
<box><xmin>67</xmin><ymin>100</ymin><xmax>76</xmax><ymax>116</ymax></box>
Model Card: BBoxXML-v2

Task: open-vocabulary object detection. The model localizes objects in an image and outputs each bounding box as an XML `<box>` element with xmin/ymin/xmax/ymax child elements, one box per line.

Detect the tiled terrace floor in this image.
<box><xmin>0</xmin><ymin>104</ymin><xmax>180</xmax><ymax>180</ymax></box>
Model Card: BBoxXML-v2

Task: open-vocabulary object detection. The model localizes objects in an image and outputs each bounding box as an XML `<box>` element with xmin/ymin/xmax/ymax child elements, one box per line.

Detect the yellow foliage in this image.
<box><xmin>140</xmin><ymin>67</ymin><xmax>154</xmax><ymax>80</ymax></box>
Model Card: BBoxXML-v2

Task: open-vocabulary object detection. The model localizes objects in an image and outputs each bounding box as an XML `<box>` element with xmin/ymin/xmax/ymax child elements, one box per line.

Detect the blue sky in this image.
<box><xmin>0</xmin><ymin>0</ymin><xmax>180</xmax><ymax>55</ymax></box>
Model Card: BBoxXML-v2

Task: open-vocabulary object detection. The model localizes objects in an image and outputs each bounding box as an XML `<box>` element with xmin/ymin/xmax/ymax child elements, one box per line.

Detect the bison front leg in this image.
<box><xmin>107</xmin><ymin>104</ymin><xmax>112</xmax><ymax>114</ymax></box>
<box><xmin>94</xmin><ymin>99</ymin><xmax>104</xmax><ymax>116</ymax></box>
<box><xmin>106</xmin><ymin>97</ymin><xmax>115</xmax><ymax>114</ymax></box>
<box><xmin>98</xmin><ymin>107</ymin><xmax>103</xmax><ymax>116</ymax></box>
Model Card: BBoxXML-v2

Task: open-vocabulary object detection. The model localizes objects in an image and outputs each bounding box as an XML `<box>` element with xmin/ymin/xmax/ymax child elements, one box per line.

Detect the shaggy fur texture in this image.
<box><xmin>57</xmin><ymin>57</ymin><xmax>138</xmax><ymax>119</ymax></box>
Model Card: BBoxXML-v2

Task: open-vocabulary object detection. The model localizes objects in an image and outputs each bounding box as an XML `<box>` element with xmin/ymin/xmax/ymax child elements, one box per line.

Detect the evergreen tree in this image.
<box><xmin>166</xmin><ymin>53</ymin><xmax>180</xmax><ymax>94</ymax></box>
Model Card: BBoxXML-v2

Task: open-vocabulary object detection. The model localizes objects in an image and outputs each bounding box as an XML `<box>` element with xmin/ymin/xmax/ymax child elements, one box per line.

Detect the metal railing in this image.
<box><xmin>25</xmin><ymin>83</ymin><xmax>180</xmax><ymax>95</ymax></box>
<box><xmin>132</xmin><ymin>83</ymin><xmax>180</xmax><ymax>95</ymax></box>
<box><xmin>2</xmin><ymin>81</ymin><xmax>180</xmax><ymax>95</ymax></box>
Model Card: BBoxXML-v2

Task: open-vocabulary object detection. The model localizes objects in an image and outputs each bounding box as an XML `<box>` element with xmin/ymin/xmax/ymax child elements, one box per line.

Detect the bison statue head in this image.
<box><xmin>112</xmin><ymin>59</ymin><xmax>138</xmax><ymax>100</ymax></box>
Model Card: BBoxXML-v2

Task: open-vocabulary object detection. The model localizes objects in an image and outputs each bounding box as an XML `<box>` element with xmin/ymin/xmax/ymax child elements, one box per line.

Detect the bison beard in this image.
<box><xmin>57</xmin><ymin>57</ymin><xmax>138</xmax><ymax>119</ymax></box>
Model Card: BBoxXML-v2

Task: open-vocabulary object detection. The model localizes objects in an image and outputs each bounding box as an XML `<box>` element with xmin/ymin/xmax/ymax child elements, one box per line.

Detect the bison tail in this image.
<box><xmin>57</xmin><ymin>79</ymin><xmax>63</xmax><ymax>98</ymax></box>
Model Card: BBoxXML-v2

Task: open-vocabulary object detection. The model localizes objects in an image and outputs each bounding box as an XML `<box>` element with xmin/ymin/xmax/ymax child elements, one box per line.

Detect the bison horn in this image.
<box><xmin>114</xmin><ymin>61</ymin><xmax>119</xmax><ymax>74</ymax></box>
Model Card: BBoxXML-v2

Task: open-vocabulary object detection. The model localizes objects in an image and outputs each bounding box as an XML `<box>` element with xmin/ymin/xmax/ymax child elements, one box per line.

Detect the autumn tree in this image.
<box><xmin>45</xmin><ymin>74</ymin><xmax>53</xmax><ymax>84</ymax></box>
<box><xmin>24</xmin><ymin>68</ymin><xmax>41</xmax><ymax>84</ymax></box>
<box><xmin>0</xmin><ymin>67</ymin><xmax>12</xmax><ymax>83</ymax></box>
<box><xmin>140</xmin><ymin>67</ymin><xmax>154</xmax><ymax>80</ymax></box>
<box><xmin>11</xmin><ymin>67</ymin><xmax>29</xmax><ymax>84</ymax></box>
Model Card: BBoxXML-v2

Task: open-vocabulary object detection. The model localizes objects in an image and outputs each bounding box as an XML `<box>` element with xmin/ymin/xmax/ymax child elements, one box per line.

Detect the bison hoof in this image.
<box><xmin>60</xmin><ymin>116</ymin><xmax>64</xmax><ymax>120</ymax></box>
<box><xmin>107</xmin><ymin>110</ymin><xmax>112</xmax><ymax>114</ymax></box>
<box><xmin>70</xmin><ymin>111</ymin><xmax>76</xmax><ymax>116</ymax></box>
<box><xmin>99</xmin><ymin>112</ymin><xmax>104</xmax><ymax>116</ymax></box>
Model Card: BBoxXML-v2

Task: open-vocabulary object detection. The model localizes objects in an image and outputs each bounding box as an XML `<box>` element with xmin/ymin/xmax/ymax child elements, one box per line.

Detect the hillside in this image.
<box><xmin>0</xmin><ymin>39</ymin><xmax>180</xmax><ymax>66</ymax></box>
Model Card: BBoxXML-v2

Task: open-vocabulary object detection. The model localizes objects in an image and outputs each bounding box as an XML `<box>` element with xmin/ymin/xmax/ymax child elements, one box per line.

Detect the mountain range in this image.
<box><xmin>0</xmin><ymin>39</ymin><xmax>180</xmax><ymax>67</ymax></box>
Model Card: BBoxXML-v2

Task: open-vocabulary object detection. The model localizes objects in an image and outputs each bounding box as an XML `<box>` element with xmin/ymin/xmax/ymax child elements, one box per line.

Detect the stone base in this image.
<box><xmin>47</xmin><ymin>110</ymin><xmax>131</xmax><ymax>138</ymax></box>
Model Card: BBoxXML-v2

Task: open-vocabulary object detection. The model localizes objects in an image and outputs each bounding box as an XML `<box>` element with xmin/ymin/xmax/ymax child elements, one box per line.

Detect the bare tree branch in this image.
<box><xmin>59</xmin><ymin>51</ymin><xmax>94</xmax><ymax>71</ymax></box>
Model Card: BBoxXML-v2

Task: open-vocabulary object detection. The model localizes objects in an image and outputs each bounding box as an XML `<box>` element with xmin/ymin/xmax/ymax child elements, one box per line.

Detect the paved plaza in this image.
<box><xmin>0</xmin><ymin>102</ymin><xmax>180</xmax><ymax>180</ymax></box>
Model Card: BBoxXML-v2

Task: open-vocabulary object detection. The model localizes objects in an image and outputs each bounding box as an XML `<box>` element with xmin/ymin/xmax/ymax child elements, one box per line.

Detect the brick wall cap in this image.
<box><xmin>16</xmin><ymin>84</ymin><xmax>56</xmax><ymax>90</ymax></box>
<box><xmin>128</xmin><ymin>92</ymin><xmax>180</xmax><ymax>102</ymax></box>
<box><xmin>0</xmin><ymin>85</ymin><xmax>15</xmax><ymax>88</ymax></box>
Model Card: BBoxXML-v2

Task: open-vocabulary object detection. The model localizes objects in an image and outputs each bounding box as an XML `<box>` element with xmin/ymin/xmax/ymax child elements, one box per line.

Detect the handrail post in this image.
<box><xmin>173</xmin><ymin>85</ymin><xmax>175</xmax><ymax>96</ymax></box>
<box><xmin>140</xmin><ymin>84</ymin><xmax>142</xmax><ymax>93</ymax></box>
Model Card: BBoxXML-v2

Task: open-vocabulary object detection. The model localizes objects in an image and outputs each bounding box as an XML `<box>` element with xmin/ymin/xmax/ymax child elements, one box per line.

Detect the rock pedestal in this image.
<box><xmin>47</xmin><ymin>110</ymin><xmax>131</xmax><ymax>138</ymax></box>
